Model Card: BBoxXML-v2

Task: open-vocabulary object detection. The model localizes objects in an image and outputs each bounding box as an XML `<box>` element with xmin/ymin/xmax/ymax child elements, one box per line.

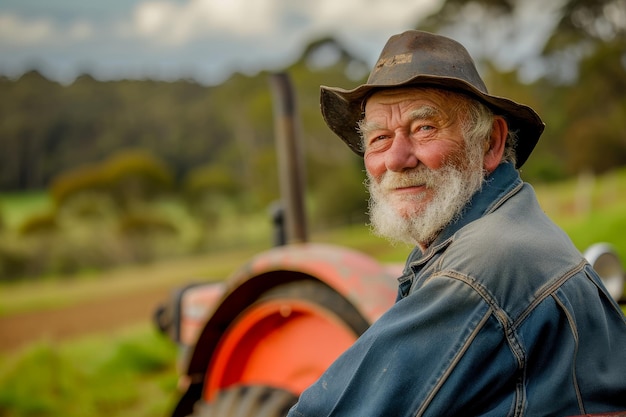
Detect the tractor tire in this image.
<box><xmin>257</xmin><ymin>279</ymin><xmax>370</xmax><ymax>334</ymax></box>
<box><xmin>189</xmin><ymin>385</ymin><xmax>298</xmax><ymax>417</ymax></box>
<box><xmin>196</xmin><ymin>279</ymin><xmax>370</xmax><ymax>416</ymax></box>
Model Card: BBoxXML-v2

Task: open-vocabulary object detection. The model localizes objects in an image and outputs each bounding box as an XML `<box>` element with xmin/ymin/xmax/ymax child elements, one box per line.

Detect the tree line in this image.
<box><xmin>0</xmin><ymin>0</ymin><xmax>624</xmax><ymax>280</ymax></box>
<box><xmin>1</xmin><ymin>2</ymin><xmax>624</xmax><ymax>200</ymax></box>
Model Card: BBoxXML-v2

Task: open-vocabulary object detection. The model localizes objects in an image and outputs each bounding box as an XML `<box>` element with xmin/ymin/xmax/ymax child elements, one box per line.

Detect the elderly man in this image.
<box><xmin>287</xmin><ymin>31</ymin><xmax>626</xmax><ymax>417</ymax></box>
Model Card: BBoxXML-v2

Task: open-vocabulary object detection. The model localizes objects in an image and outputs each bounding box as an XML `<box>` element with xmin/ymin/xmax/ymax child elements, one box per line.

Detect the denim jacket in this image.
<box><xmin>288</xmin><ymin>163</ymin><xmax>626</xmax><ymax>417</ymax></box>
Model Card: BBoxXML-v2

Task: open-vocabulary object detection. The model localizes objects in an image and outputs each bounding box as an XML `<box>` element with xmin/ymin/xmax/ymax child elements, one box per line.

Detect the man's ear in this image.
<box><xmin>483</xmin><ymin>116</ymin><xmax>507</xmax><ymax>173</ymax></box>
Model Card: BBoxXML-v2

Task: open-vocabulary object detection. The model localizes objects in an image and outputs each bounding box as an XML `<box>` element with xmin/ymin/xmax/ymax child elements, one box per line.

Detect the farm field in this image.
<box><xmin>0</xmin><ymin>168</ymin><xmax>625</xmax><ymax>417</ymax></box>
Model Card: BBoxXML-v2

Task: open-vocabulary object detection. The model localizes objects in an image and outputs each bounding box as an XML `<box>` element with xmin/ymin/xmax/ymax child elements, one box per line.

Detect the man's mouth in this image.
<box><xmin>391</xmin><ymin>184</ymin><xmax>427</xmax><ymax>192</ymax></box>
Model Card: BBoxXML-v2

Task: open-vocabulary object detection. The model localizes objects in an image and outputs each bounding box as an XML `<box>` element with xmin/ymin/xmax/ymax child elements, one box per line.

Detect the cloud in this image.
<box><xmin>306</xmin><ymin>0</ymin><xmax>437</xmax><ymax>31</ymax></box>
<box><xmin>0</xmin><ymin>13</ymin><xmax>95</xmax><ymax>46</ymax></box>
<box><xmin>133</xmin><ymin>0</ymin><xmax>281</xmax><ymax>44</ymax></box>
<box><xmin>0</xmin><ymin>14</ymin><xmax>56</xmax><ymax>45</ymax></box>
<box><xmin>0</xmin><ymin>0</ymin><xmax>444</xmax><ymax>84</ymax></box>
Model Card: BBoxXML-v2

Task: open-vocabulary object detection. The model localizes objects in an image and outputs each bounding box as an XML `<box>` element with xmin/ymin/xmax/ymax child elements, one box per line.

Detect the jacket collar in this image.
<box><xmin>405</xmin><ymin>162</ymin><xmax>523</xmax><ymax>267</ymax></box>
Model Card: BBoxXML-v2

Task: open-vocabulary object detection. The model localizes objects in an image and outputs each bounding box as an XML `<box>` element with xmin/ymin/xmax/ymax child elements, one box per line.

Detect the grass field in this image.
<box><xmin>0</xmin><ymin>167</ymin><xmax>625</xmax><ymax>417</ymax></box>
<box><xmin>0</xmin><ymin>325</ymin><xmax>179</xmax><ymax>417</ymax></box>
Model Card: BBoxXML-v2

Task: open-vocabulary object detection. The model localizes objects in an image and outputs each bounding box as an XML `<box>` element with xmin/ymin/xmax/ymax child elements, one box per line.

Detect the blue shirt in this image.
<box><xmin>288</xmin><ymin>163</ymin><xmax>626</xmax><ymax>417</ymax></box>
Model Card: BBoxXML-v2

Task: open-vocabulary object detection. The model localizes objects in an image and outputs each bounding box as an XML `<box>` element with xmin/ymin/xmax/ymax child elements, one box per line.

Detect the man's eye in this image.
<box><xmin>366</xmin><ymin>135</ymin><xmax>389</xmax><ymax>149</ymax></box>
<box><xmin>369</xmin><ymin>134</ymin><xmax>388</xmax><ymax>144</ymax></box>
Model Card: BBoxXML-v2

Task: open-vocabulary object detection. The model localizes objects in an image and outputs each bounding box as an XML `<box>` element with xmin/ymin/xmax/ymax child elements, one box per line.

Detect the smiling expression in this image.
<box><xmin>361</xmin><ymin>87</ymin><xmax>470</xmax><ymax>217</ymax></box>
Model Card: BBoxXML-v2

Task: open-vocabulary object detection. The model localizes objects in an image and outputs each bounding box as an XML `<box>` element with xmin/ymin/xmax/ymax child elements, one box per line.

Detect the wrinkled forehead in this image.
<box><xmin>362</xmin><ymin>86</ymin><xmax>473</xmax><ymax>125</ymax></box>
<box><xmin>363</xmin><ymin>86</ymin><xmax>472</xmax><ymax>115</ymax></box>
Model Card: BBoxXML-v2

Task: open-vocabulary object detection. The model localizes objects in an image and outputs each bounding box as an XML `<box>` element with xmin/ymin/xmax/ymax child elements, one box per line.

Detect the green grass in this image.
<box><xmin>0</xmin><ymin>191</ymin><xmax>52</xmax><ymax>230</ymax></box>
<box><xmin>0</xmin><ymin>325</ymin><xmax>178</xmax><ymax>417</ymax></box>
<box><xmin>533</xmin><ymin>167</ymin><xmax>626</xmax><ymax>264</ymax></box>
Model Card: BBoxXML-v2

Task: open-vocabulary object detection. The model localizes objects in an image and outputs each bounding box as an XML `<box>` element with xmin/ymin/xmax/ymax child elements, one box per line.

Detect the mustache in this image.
<box><xmin>375</xmin><ymin>168</ymin><xmax>440</xmax><ymax>191</ymax></box>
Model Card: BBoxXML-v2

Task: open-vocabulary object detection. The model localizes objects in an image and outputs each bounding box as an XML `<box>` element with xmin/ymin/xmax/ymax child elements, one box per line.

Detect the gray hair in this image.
<box><xmin>461</xmin><ymin>96</ymin><xmax>518</xmax><ymax>166</ymax></box>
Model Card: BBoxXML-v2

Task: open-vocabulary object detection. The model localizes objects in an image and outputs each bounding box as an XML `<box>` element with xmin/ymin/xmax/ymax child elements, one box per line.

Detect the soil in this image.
<box><xmin>0</xmin><ymin>286</ymin><xmax>171</xmax><ymax>353</ymax></box>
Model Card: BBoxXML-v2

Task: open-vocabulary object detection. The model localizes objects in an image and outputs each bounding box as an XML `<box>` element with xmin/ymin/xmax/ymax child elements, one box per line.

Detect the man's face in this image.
<box><xmin>361</xmin><ymin>88</ymin><xmax>487</xmax><ymax>247</ymax></box>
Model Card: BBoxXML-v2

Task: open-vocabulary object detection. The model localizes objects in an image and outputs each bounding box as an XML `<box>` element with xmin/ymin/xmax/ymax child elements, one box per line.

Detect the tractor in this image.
<box><xmin>153</xmin><ymin>74</ymin><xmax>625</xmax><ymax>417</ymax></box>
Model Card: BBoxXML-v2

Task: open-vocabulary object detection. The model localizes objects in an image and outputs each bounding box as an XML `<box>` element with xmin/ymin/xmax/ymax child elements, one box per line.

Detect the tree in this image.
<box><xmin>418</xmin><ymin>0</ymin><xmax>626</xmax><ymax>177</ymax></box>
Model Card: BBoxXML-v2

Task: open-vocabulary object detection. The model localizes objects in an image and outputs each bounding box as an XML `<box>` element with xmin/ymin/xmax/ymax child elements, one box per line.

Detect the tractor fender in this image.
<box><xmin>173</xmin><ymin>242</ymin><xmax>400</xmax><ymax>416</ymax></box>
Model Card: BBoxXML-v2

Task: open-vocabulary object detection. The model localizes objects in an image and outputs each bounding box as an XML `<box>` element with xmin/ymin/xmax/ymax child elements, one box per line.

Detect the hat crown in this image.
<box><xmin>368</xmin><ymin>31</ymin><xmax>488</xmax><ymax>94</ymax></box>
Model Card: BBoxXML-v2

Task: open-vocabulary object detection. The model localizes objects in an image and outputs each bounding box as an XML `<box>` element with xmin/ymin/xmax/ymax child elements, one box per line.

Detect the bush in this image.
<box><xmin>50</xmin><ymin>164</ymin><xmax>107</xmax><ymax>208</ymax></box>
<box><xmin>183</xmin><ymin>164</ymin><xmax>240</xmax><ymax>198</ymax></box>
<box><xmin>18</xmin><ymin>211</ymin><xmax>58</xmax><ymax>236</ymax></box>
<box><xmin>50</xmin><ymin>149</ymin><xmax>175</xmax><ymax>214</ymax></box>
<box><xmin>183</xmin><ymin>164</ymin><xmax>242</xmax><ymax>222</ymax></box>
<box><xmin>55</xmin><ymin>192</ymin><xmax>119</xmax><ymax>228</ymax></box>
<box><xmin>0</xmin><ymin>240</ymin><xmax>30</xmax><ymax>281</ymax></box>
<box><xmin>102</xmin><ymin>150</ymin><xmax>174</xmax><ymax>210</ymax></box>
<box><xmin>118</xmin><ymin>212</ymin><xmax>178</xmax><ymax>237</ymax></box>
<box><xmin>312</xmin><ymin>163</ymin><xmax>368</xmax><ymax>227</ymax></box>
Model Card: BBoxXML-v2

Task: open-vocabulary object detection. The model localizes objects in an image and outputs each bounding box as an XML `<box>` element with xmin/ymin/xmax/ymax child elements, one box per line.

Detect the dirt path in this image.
<box><xmin>0</xmin><ymin>286</ymin><xmax>171</xmax><ymax>352</ymax></box>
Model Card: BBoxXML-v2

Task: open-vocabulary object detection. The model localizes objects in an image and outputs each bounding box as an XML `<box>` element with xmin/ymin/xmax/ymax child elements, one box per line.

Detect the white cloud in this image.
<box><xmin>0</xmin><ymin>13</ymin><xmax>95</xmax><ymax>46</ymax></box>
<box><xmin>129</xmin><ymin>0</ymin><xmax>442</xmax><ymax>46</ymax></box>
<box><xmin>306</xmin><ymin>0</ymin><xmax>440</xmax><ymax>31</ymax></box>
<box><xmin>133</xmin><ymin>0</ymin><xmax>281</xmax><ymax>45</ymax></box>
<box><xmin>135</xmin><ymin>2</ymin><xmax>177</xmax><ymax>36</ymax></box>
<box><xmin>0</xmin><ymin>14</ymin><xmax>56</xmax><ymax>45</ymax></box>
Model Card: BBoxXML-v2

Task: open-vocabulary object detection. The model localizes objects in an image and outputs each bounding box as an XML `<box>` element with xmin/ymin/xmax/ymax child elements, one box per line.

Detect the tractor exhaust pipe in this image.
<box><xmin>269</xmin><ymin>72</ymin><xmax>308</xmax><ymax>244</ymax></box>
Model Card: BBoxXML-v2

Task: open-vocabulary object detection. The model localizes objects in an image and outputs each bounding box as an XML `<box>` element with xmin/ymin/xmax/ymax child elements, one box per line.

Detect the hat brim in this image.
<box><xmin>320</xmin><ymin>75</ymin><xmax>544</xmax><ymax>168</ymax></box>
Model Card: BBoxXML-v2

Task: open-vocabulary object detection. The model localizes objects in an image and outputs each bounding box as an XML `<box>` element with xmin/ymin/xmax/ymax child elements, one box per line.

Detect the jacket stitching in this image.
<box><xmin>514</xmin><ymin>260</ymin><xmax>587</xmax><ymax>328</ymax></box>
<box><xmin>414</xmin><ymin>308</ymin><xmax>493</xmax><ymax>417</ymax></box>
<box><xmin>553</xmin><ymin>295</ymin><xmax>585</xmax><ymax>414</ymax></box>
<box><xmin>418</xmin><ymin>271</ymin><xmax>527</xmax><ymax>417</ymax></box>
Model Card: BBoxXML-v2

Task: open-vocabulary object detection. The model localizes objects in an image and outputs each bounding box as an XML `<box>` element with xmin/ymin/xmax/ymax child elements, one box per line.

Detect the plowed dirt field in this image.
<box><xmin>0</xmin><ymin>286</ymin><xmax>170</xmax><ymax>352</ymax></box>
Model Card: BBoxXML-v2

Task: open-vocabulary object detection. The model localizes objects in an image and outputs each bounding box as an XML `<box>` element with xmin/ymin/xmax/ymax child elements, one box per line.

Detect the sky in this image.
<box><xmin>0</xmin><ymin>0</ymin><xmax>447</xmax><ymax>85</ymax></box>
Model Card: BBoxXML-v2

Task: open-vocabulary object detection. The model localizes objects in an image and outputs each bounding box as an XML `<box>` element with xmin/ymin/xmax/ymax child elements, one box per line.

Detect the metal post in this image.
<box><xmin>269</xmin><ymin>72</ymin><xmax>308</xmax><ymax>244</ymax></box>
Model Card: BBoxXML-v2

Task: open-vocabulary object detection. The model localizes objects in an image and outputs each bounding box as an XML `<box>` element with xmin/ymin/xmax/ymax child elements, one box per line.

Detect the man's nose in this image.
<box><xmin>385</xmin><ymin>133</ymin><xmax>418</xmax><ymax>172</ymax></box>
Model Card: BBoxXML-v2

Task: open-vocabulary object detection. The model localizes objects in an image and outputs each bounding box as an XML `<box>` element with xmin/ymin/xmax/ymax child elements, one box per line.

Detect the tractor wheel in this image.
<box><xmin>258</xmin><ymin>280</ymin><xmax>370</xmax><ymax>336</ymax></box>
<box><xmin>257</xmin><ymin>279</ymin><xmax>370</xmax><ymax>334</ymax></box>
<box><xmin>200</xmin><ymin>279</ymin><xmax>370</xmax><ymax>412</ymax></box>
<box><xmin>189</xmin><ymin>385</ymin><xmax>298</xmax><ymax>417</ymax></box>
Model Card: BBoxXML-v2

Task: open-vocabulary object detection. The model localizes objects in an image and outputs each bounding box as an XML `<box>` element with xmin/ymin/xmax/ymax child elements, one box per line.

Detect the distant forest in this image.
<box><xmin>1</xmin><ymin>0</ymin><xmax>625</xmax><ymax>200</ymax></box>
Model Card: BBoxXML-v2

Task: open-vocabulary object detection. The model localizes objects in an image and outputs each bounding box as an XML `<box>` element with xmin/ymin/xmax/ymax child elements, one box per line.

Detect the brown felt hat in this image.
<box><xmin>320</xmin><ymin>30</ymin><xmax>544</xmax><ymax>168</ymax></box>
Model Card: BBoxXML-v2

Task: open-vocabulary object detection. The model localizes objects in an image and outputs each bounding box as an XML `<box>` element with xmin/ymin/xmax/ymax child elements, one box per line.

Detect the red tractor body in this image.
<box><xmin>157</xmin><ymin>243</ymin><xmax>402</xmax><ymax>416</ymax></box>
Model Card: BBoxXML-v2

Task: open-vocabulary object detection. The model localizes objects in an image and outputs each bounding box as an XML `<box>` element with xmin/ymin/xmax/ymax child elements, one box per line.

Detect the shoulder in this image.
<box><xmin>438</xmin><ymin>184</ymin><xmax>583</xmax><ymax>318</ymax></box>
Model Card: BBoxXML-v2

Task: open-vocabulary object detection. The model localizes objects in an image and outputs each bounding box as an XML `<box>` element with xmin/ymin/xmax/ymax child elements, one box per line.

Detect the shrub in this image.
<box><xmin>102</xmin><ymin>150</ymin><xmax>174</xmax><ymax>210</ymax></box>
<box><xmin>50</xmin><ymin>149</ymin><xmax>175</xmax><ymax>215</ymax></box>
<box><xmin>312</xmin><ymin>164</ymin><xmax>368</xmax><ymax>227</ymax></box>
<box><xmin>183</xmin><ymin>164</ymin><xmax>240</xmax><ymax>198</ymax></box>
<box><xmin>50</xmin><ymin>164</ymin><xmax>107</xmax><ymax>208</ymax></box>
<box><xmin>55</xmin><ymin>192</ymin><xmax>119</xmax><ymax>227</ymax></box>
<box><xmin>0</xmin><ymin>240</ymin><xmax>30</xmax><ymax>281</ymax></box>
<box><xmin>18</xmin><ymin>211</ymin><xmax>58</xmax><ymax>236</ymax></box>
<box><xmin>118</xmin><ymin>212</ymin><xmax>178</xmax><ymax>237</ymax></box>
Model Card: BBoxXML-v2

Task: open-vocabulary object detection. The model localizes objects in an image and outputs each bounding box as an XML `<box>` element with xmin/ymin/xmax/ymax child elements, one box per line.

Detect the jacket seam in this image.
<box><xmin>414</xmin><ymin>307</ymin><xmax>493</xmax><ymax>417</ymax></box>
<box><xmin>484</xmin><ymin>179</ymin><xmax>523</xmax><ymax>215</ymax></box>
<box><xmin>421</xmin><ymin>271</ymin><xmax>526</xmax><ymax>417</ymax></box>
<box><xmin>553</xmin><ymin>294</ymin><xmax>585</xmax><ymax>414</ymax></box>
<box><xmin>444</xmin><ymin>271</ymin><xmax>523</xmax><ymax>361</ymax></box>
<box><xmin>514</xmin><ymin>260</ymin><xmax>587</xmax><ymax>328</ymax></box>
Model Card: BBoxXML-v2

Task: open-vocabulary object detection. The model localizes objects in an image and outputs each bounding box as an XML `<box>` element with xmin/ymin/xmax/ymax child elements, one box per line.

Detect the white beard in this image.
<box><xmin>366</xmin><ymin>144</ymin><xmax>486</xmax><ymax>247</ymax></box>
